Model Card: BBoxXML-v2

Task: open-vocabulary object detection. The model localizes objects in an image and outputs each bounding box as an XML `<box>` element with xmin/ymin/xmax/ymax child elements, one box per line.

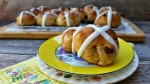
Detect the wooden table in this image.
<box><xmin>0</xmin><ymin>21</ymin><xmax>150</xmax><ymax>83</ymax></box>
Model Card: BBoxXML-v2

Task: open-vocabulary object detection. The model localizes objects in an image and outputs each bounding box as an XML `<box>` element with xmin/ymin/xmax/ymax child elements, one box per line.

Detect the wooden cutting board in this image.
<box><xmin>0</xmin><ymin>18</ymin><xmax>145</xmax><ymax>42</ymax></box>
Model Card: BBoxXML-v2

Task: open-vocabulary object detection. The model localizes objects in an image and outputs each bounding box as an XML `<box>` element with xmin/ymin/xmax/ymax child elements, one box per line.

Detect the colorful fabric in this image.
<box><xmin>0</xmin><ymin>57</ymin><xmax>65</xmax><ymax>84</ymax></box>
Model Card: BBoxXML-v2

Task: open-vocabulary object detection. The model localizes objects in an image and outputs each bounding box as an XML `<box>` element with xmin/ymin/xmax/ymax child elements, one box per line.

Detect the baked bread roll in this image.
<box><xmin>16</xmin><ymin>11</ymin><xmax>37</xmax><ymax>26</ymax></box>
<box><xmin>65</xmin><ymin>7</ymin><xmax>86</xmax><ymax>21</ymax></box>
<box><xmin>62</xmin><ymin>24</ymin><xmax>119</xmax><ymax>66</ymax></box>
<box><xmin>87</xmin><ymin>9</ymin><xmax>100</xmax><ymax>22</ymax></box>
<box><xmin>30</xmin><ymin>8</ymin><xmax>42</xmax><ymax>16</ymax></box>
<box><xmin>62</xmin><ymin>27</ymin><xmax>76</xmax><ymax>52</ymax></box>
<box><xmin>51</xmin><ymin>7</ymin><xmax>64</xmax><ymax>17</ymax></box>
<box><xmin>37</xmin><ymin>12</ymin><xmax>57</xmax><ymax>27</ymax></box>
<box><xmin>100</xmin><ymin>7</ymin><xmax>118</xmax><ymax>13</ymax></box>
<box><xmin>37</xmin><ymin>6</ymin><xmax>51</xmax><ymax>12</ymax></box>
<box><xmin>95</xmin><ymin>7</ymin><xmax>121</xmax><ymax>28</ymax></box>
<box><xmin>84</xmin><ymin>5</ymin><xmax>98</xmax><ymax>15</ymax></box>
<box><xmin>56</xmin><ymin>11</ymin><xmax>81</xmax><ymax>27</ymax></box>
<box><xmin>84</xmin><ymin>5</ymin><xmax>100</xmax><ymax>22</ymax></box>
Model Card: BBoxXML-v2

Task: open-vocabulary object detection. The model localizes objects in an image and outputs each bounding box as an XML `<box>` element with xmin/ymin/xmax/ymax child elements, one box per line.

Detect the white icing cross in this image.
<box><xmin>77</xmin><ymin>24</ymin><xmax>118</xmax><ymax>57</ymax></box>
<box><xmin>42</xmin><ymin>12</ymin><xmax>50</xmax><ymax>27</ymax></box>
<box><xmin>62</xmin><ymin>26</ymin><xmax>84</xmax><ymax>53</ymax></box>
<box><xmin>94</xmin><ymin>6</ymin><xmax>114</xmax><ymax>26</ymax></box>
<box><xmin>72</xmin><ymin>26</ymin><xmax>83</xmax><ymax>53</ymax></box>
<box><xmin>30</xmin><ymin>8</ymin><xmax>35</xmax><ymax>12</ymax></box>
<box><xmin>37</xmin><ymin>6</ymin><xmax>47</xmax><ymax>12</ymax></box>
<box><xmin>62</xmin><ymin>6</ymin><xmax>119</xmax><ymax>57</ymax></box>
<box><xmin>71</xmin><ymin>8</ymin><xmax>77</xmax><ymax>12</ymax></box>
<box><xmin>64</xmin><ymin>12</ymin><xmax>70</xmax><ymax>26</ymax></box>
<box><xmin>84</xmin><ymin>5</ymin><xmax>98</xmax><ymax>11</ymax></box>
<box><xmin>86</xmin><ymin>6</ymin><xmax>100</xmax><ymax>19</ymax></box>
<box><xmin>51</xmin><ymin>9</ymin><xmax>59</xmax><ymax>17</ymax></box>
<box><xmin>19</xmin><ymin>11</ymin><xmax>37</xmax><ymax>26</ymax></box>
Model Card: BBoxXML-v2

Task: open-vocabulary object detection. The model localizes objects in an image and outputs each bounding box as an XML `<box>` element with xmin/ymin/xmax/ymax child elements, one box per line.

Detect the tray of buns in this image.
<box><xmin>0</xmin><ymin>5</ymin><xmax>145</xmax><ymax>42</ymax></box>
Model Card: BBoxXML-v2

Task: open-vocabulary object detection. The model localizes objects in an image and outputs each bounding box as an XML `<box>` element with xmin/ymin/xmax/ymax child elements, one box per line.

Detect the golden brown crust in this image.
<box><xmin>43</xmin><ymin>8</ymin><xmax>51</xmax><ymax>12</ymax></box>
<box><xmin>56</xmin><ymin>13</ymin><xmax>67</xmax><ymax>26</ymax></box>
<box><xmin>30</xmin><ymin>8</ymin><xmax>42</xmax><ymax>16</ymax></box>
<box><xmin>73</xmin><ymin>26</ymin><xmax>119</xmax><ymax>66</ymax></box>
<box><xmin>62</xmin><ymin>29</ymin><xmax>76</xmax><ymax>52</ymax></box>
<box><xmin>65</xmin><ymin>7</ymin><xmax>86</xmax><ymax>21</ymax></box>
<box><xmin>87</xmin><ymin>10</ymin><xmax>97</xmax><ymax>22</ymax></box>
<box><xmin>95</xmin><ymin>11</ymin><xmax>121</xmax><ymax>28</ymax></box>
<box><xmin>37</xmin><ymin>6</ymin><xmax>51</xmax><ymax>12</ymax></box>
<box><xmin>84</xmin><ymin>5</ymin><xmax>98</xmax><ymax>15</ymax></box>
<box><xmin>100</xmin><ymin>7</ymin><xmax>118</xmax><ymax>13</ymax></box>
<box><xmin>16</xmin><ymin>13</ymin><xmax>36</xmax><ymax>26</ymax></box>
<box><xmin>37</xmin><ymin>13</ymin><xmax>57</xmax><ymax>26</ymax></box>
<box><xmin>75</xmin><ymin>8</ymin><xmax>86</xmax><ymax>21</ymax></box>
<box><xmin>51</xmin><ymin>9</ymin><xmax>61</xmax><ymax>16</ymax></box>
<box><xmin>56</xmin><ymin>12</ymin><xmax>81</xmax><ymax>27</ymax></box>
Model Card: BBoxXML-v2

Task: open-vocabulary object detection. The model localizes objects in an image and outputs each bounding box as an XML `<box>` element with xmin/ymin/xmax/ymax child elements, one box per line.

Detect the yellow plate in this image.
<box><xmin>38</xmin><ymin>35</ymin><xmax>134</xmax><ymax>75</ymax></box>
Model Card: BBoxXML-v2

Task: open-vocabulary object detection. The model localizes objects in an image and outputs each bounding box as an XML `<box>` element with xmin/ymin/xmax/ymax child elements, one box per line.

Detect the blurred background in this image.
<box><xmin>0</xmin><ymin>0</ymin><xmax>149</xmax><ymax>22</ymax></box>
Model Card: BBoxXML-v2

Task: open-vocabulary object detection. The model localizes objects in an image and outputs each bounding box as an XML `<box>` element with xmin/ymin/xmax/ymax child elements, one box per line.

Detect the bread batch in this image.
<box><xmin>62</xmin><ymin>5</ymin><xmax>120</xmax><ymax>67</ymax></box>
<box><xmin>16</xmin><ymin>5</ymin><xmax>121</xmax><ymax>28</ymax></box>
<box><xmin>16</xmin><ymin>5</ymin><xmax>121</xmax><ymax>67</ymax></box>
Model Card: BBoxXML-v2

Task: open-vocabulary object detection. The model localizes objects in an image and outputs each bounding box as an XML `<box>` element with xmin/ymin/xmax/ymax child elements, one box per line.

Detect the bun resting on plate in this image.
<box><xmin>94</xmin><ymin>6</ymin><xmax>121</xmax><ymax>28</ymax></box>
<box><xmin>62</xmin><ymin>24</ymin><xmax>119</xmax><ymax>66</ymax></box>
<box><xmin>16</xmin><ymin>11</ymin><xmax>37</xmax><ymax>26</ymax></box>
<box><xmin>56</xmin><ymin>11</ymin><xmax>81</xmax><ymax>27</ymax></box>
<box><xmin>62</xmin><ymin>27</ymin><xmax>77</xmax><ymax>52</ymax></box>
<box><xmin>37</xmin><ymin>12</ymin><xmax>57</xmax><ymax>27</ymax></box>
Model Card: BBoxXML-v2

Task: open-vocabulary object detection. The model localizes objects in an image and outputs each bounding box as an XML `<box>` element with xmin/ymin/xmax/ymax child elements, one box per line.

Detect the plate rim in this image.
<box><xmin>37</xmin><ymin>51</ymin><xmax>139</xmax><ymax>84</ymax></box>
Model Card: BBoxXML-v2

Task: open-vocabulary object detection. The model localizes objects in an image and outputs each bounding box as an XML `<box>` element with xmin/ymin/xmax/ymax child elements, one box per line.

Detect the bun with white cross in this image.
<box><xmin>62</xmin><ymin>25</ymin><xmax>119</xmax><ymax>66</ymax></box>
<box><xmin>84</xmin><ymin>5</ymin><xmax>100</xmax><ymax>22</ymax></box>
<box><xmin>95</xmin><ymin>6</ymin><xmax>121</xmax><ymax>28</ymax></box>
<box><xmin>37</xmin><ymin>12</ymin><xmax>57</xmax><ymax>27</ymax></box>
<box><xmin>62</xmin><ymin>7</ymin><xmax>119</xmax><ymax>66</ymax></box>
<box><xmin>65</xmin><ymin>7</ymin><xmax>86</xmax><ymax>21</ymax></box>
<box><xmin>56</xmin><ymin>11</ymin><xmax>81</xmax><ymax>27</ymax></box>
<box><xmin>16</xmin><ymin>11</ymin><xmax>37</xmax><ymax>26</ymax></box>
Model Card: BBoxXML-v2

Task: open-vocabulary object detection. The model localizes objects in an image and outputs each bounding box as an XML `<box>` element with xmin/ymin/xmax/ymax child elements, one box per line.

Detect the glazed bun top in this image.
<box><xmin>37</xmin><ymin>6</ymin><xmax>51</xmax><ymax>12</ymax></box>
<box><xmin>84</xmin><ymin>5</ymin><xmax>98</xmax><ymax>14</ymax></box>
<box><xmin>99</xmin><ymin>6</ymin><xmax>118</xmax><ymax>13</ymax></box>
<box><xmin>62</xmin><ymin>24</ymin><xmax>119</xmax><ymax>66</ymax></box>
<box><xmin>30</xmin><ymin>8</ymin><xmax>42</xmax><ymax>16</ymax></box>
<box><xmin>16</xmin><ymin>11</ymin><xmax>37</xmax><ymax>26</ymax></box>
<box><xmin>50</xmin><ymin>7</ymin><xmax>65</xmax><ymax>17</ymax></box>
<box><xmin>64</xmin><ymin>7</ymin><xmax>86</xmax><ymax>21</ymax></box>
<box><xmin>57</xmin><ymin>11</ymin><xmax>81</xmax><ymax>27</ymax></box>
<box><xmin>94</xmin><ymin>6</ymin><xmax>121</xmax><ymax>28</ymax></box>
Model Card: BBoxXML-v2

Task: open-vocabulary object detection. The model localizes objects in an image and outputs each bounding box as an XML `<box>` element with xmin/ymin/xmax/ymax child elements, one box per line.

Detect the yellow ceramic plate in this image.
<box><xmin>38</xmin><ymin>35</ymin><xmax>134</xmax><ymax>75</ymax></box>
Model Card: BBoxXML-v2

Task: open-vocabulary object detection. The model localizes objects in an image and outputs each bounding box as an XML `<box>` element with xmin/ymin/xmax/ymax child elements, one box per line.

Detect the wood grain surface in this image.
<box><xmin>0</xmin><ymin>0</ymin><xmax>150</xmax><ymax>22</ymax></box>
<box><xmin>0</xmin><ymin>18</ymin><xmax>145</xmax><ymax>42</ymax></box>
<box><xmin>0</xmin><ymin>21</ymin><xmax>150</xmax><ymax>83</ymax></box>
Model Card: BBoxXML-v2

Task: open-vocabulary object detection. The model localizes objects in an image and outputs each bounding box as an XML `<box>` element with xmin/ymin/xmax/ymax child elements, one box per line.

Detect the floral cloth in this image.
<box><xmin>0</xmin><ymin>58</ymin><xmax>64</xmax><ymax>84</ymax></box>
<box><xmin>0</xmin><ymin>57</ymin><xmax>102</xmax><ymax>84</ymax></box>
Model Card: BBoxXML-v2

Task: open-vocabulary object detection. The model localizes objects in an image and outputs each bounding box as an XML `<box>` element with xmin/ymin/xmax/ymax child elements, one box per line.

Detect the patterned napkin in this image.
<box><xmin>0</xmin><ymin>57</ymin><xmax>65</xmax><ymax>84</ymax></box>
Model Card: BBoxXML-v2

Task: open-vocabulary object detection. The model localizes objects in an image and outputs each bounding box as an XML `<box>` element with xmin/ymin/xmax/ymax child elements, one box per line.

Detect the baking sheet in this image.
<box><xmin>5</xmin><ymin>19</ymin><xmax>136</xmax><ymax>34</ymax></box>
